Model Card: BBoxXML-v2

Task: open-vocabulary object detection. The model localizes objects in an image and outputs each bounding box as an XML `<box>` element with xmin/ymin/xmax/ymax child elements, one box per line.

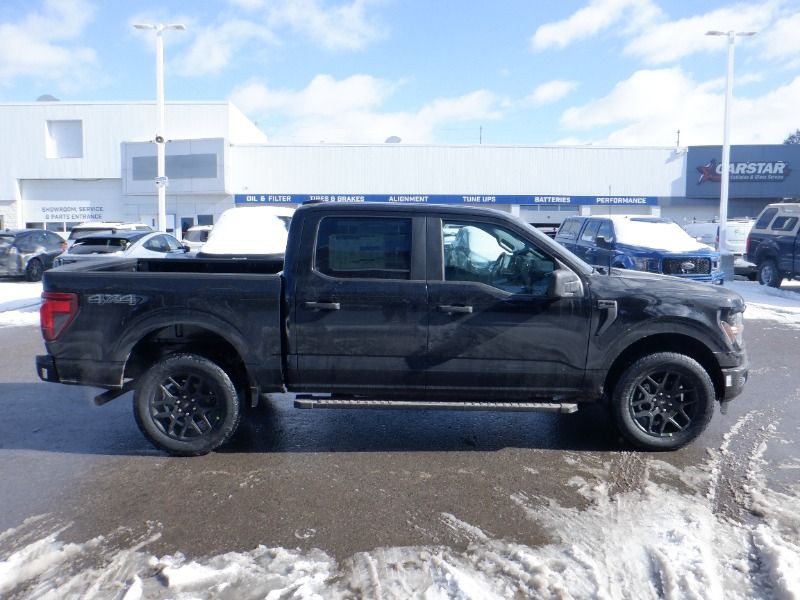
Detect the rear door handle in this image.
<box><xmin>438</xmin><ymin>304</ymin><xmax>473</xmax><ymax>314</ymax></box>
<box><xmin>303</xmin><ymin>301</ymin><xmax>341</xmax><ymax>311</ymax></box>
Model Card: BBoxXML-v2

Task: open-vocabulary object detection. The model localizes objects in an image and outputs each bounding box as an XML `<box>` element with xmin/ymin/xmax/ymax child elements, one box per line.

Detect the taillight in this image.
<box><xmin>40</xmin><ymin>292</ymin><xmax>79</xmax><ymax>342</ymax></box>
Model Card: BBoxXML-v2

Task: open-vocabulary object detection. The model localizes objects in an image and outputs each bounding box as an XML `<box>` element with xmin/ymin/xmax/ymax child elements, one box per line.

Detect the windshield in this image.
<box><xmin>614</xmin><ymin>218</ymin><xmax>708</xmax><ymax>252</ymax></box>
<box><xmin>0</xmin><ymin>235</ymin><xmax>13</xmax><ymax>248</ymax></box>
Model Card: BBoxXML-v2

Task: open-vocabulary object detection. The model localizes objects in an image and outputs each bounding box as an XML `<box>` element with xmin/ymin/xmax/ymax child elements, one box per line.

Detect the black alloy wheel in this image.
<box><xmin>25</xmin><ymin>259</ymin><xmax>44</xmax><ymax>282</ymax></box>
<box><xmin>134</xmin><ymin>353</ymin><xmax>241</xmax><ymax>456</ymax></box>
<box><xmin>611</xmin><ymin>352</ymin><xmax>714</xmax><ymax>451</ymax></box>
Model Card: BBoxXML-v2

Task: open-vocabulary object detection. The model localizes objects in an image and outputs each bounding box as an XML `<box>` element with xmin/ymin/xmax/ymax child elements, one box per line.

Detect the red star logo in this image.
<box><xmin>697</xmin><ymin>159</ymin><xmax>721</xmax><ymax>184</ymax></box>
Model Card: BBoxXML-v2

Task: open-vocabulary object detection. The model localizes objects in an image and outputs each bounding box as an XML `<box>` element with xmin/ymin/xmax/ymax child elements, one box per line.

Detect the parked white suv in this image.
<box><xmin>182</xmin><ymin>225</ymin><xmax>213</xmax><ymax>251</ymax></box>
<box><xmin>682</xmin><ymin>219</ymin><xmax>756</xmax><ymax>279</ymax></box>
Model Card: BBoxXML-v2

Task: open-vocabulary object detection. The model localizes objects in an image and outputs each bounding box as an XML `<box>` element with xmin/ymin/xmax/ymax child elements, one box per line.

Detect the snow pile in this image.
<box><xmin>727</xmin><ymin>280</ymin><xmax>800</xmax><ymax>328</ymax></box>
<box><xmin>2</xmin><ymin>428</ymin><xmax>798</xmax><ymax>599</ymax></box>
<box><xmin>0</xmin><ymin>281</ymin><xmax>42</xmax><ymax>327</ymax></box>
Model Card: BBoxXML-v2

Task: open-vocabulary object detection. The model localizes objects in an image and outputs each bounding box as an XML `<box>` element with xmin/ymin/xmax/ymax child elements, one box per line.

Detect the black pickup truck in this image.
<box><xmin>36</xmin><ymin>202</ymin><xmax>748</xmax><ymax>455</ymax></box>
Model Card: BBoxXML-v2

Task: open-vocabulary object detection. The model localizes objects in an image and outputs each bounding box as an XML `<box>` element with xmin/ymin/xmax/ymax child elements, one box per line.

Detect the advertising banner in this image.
<box><xmin>687</xmin><ymin>145</ymin><xmax>800</xmax><ymax>198</ymax></box>
<box><xmin>233</xmin><ymin>194</ymin><xmax>659</xmax><ymax>206</ymax></box>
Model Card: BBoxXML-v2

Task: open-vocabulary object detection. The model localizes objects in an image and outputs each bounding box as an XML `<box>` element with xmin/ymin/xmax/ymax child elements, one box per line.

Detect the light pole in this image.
<box><xmin>705</xmin><ymin>30</ymin><xmax>755</xmax><ymax>279</ymax></box>
<box><xmin>133</xmin><ymin>23</ymin><xmax>186</xmax><ymax>233</ymax></box>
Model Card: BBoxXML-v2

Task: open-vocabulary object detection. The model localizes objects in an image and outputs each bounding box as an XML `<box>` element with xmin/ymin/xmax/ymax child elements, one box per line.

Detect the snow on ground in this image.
<box><xmin>1</xmin><ymin>422</ymin><xmax>798</xmax><ymax>599</ymax></box>
<box><xmin>0</xmin><ymin>281</ymin><xmax>42</xmax><ymax>327</ymax></box>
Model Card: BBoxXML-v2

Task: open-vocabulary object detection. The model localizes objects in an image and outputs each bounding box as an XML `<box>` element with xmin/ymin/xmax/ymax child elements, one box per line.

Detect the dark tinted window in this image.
<box><xmin>315</xmin><ymin>217</ymin><xmax>412</xmax><ymax>280</ymax></box>
<box><xmin>557</xmin><ymin>219</ymin><xmax>582</xmax><ymax>240</ymax></box>
<box><xmin>755</xmin><ymin>208</ymin><xmax>778</xmax><ymax>229</ymax></box>
<box><xmin>70</xmin><ymin>237</ymin><xmax>133</xmax><ymax>254</ymax></box>
<box><xmin>771</xmin><ymin>216</ymin><xmax>798</xmax><ymax>232</ymax></box>
<box><xmin>597</xmin><ymin>220</ymin><xmax>614</xmax><ymax>241</ymax></box>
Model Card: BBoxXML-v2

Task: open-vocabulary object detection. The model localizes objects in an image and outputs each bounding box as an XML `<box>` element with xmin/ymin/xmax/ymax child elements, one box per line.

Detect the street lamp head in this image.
<box><xmin>133</xmin><ymin>23</ymin><xmax>186</xmax><ymax>32</ymax></box>
<box><xmin>737</xmin><ymin>31</ymin><xmax>757</xmax><ymax>36</ymax></box>
<box><xmin>706</xmin><ymin>30</ymin><xmax>726</xmax><ymax>36</ymax></box>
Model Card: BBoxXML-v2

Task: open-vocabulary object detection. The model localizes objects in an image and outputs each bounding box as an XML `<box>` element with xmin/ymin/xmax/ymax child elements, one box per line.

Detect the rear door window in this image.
<box><xmin>315</xmin><ymin>217</ymin><xmax>412</xmax><ymax>280</ymax></box>
<box><xmin>755</xmin><ymin>208</ymin><xmax>778</xmax><ymax>229</ymax></box>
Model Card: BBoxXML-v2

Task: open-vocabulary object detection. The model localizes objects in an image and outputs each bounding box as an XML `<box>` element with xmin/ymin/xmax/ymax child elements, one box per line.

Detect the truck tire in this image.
<box><xmin>133</xmin><ymin>353</ymin><xmax>242</xmax><ymax>456</ymax></box>
<box><xmin>611</xmin><ymin>352</ymin><xmax>715</xmax><ymax>451</ymax></box>
<box><xmin>757</xmin><ymin>259</ymin><xmax>783</xmax><ymax>288</ymax></box>
<box><xmin>25</xmin><ymin>259</ymin><xmax>44</xmax><ymax>282</ymax></box>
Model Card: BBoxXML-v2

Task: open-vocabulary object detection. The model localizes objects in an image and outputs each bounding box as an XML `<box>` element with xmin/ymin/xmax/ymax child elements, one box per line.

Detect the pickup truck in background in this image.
<box><xmin>36</xmin><ymin>203</ymin><xmax>748</xmax><ymax>455</ymax></box>
<box><xmin>746</xmin><ymin>202</ymin><xmax>800</xmax><ymax>287</ymax></box>
<box><xmin>556</xmin><ymin>215</ymin><xmax>723</xmax><ymax>283</ymax></box>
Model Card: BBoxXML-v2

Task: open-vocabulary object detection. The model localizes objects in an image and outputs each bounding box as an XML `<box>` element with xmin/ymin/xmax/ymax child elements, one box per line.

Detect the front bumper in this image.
<box><xmin>721</xmin><ymin>362</ymin><xmax>748</xmax><ymax>401</ymax></box>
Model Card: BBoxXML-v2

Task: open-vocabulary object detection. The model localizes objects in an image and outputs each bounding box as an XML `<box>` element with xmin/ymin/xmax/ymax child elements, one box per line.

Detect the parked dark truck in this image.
<box><xmin>36</xmin><ymin>203</ymin><xmax>748</xmax><ymax>455</ymax></box>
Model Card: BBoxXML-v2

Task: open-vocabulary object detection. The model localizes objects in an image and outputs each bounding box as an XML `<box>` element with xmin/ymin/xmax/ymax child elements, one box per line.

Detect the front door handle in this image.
<box><xmin>438</xmin><ymin>304</ymin><xmax>473</xmax><ymax>314</ymax></box>
<box><xmin>303</xmin><ymin>301</ymin><xmax>341</xmax><ymax>311</ymax></box>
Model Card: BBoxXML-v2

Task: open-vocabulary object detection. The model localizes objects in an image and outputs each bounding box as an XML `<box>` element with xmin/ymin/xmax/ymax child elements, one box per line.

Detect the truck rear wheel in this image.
<box><xmin>757</xmin><ymin>259</ymin><xmax>783</xmax><ymax>288</ymax></box>
<box><xmin>133</xmin><ymin>353</ymin><xmax>242</xmax><ymax>456</ymax></box>
<box><xmin>611</xmin><ymin>352</ymin><xmax>714</xmax><ymax>451</ymax></box>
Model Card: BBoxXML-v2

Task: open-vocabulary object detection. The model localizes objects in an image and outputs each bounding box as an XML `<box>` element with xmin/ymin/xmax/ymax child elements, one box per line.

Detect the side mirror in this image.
<box><xmin>596</xmin><ymin>234</ymin><xmax>613</xmax><ymax>248</ymax></box>
<box><xmin>182</xmin><ymin>244</ymin><xmax>191</xmax><ymax>253</ymax></box>
<box><xmin>548</xmin><ymin>269</ymin><xmax>584</xmax><ymax>298</ymax></box>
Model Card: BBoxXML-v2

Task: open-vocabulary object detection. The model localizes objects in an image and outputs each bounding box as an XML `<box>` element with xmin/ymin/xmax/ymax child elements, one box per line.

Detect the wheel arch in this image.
<box><xmin>120</xmin><ymin>316</ymin><xmax>255</xmax><ymax>401</ymax></box>
<box><xmin>603</xmin><ymin>333</ymin><xmax>723</xmax><ymax>402</ymax></box>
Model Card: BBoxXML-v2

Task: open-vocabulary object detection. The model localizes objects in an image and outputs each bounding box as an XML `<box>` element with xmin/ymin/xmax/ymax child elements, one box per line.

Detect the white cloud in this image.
<box><xmin>230</xmin><ymin>74</ymin><xmax>501</xmax><ymax>143</ymax></box>
<box><xmin>759</xmin><ymin>11</ymin><xmax>800</xmax><ymax>65</ymax></box>
<box><xmin>527</xmin><ymin>80</ymin><xmax>578</xmax><ymax>105</ymax></box>
<box><xmin>268</xmin><ymin>0</ymin><xmax>385</xmax><ymax>51</ymax></box>
<box><xmin>0</xmin><ymin>0</ymin><xmax>98</xmax><ymax>91</ymax></box>
<box><xmin>623</xmin><ymin>2</ymin><xmax>776</xmax><ymax>64</ymax></box>
<box><xmin>530</xmin><ymin>0</ymin><xmax>661</xmax><ymax>51</ymax></box>
<box><xmin>560</xmin><ymin>67</ymin><xmax>800</xmax><ymax>146</ymax></box>
<box><xmin>172</xmin><ymin>20</ymin><xmax>278</xmax><ymax>77</ymax></box>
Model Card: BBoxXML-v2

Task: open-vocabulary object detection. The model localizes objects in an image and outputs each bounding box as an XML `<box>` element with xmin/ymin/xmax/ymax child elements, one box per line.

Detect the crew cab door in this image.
<box><xmin>290</xmin><ymin>214</ymin><xmax>428</xmax><ymax>394</ymax></box>
<box><xmin>426</xmin><ymin>217</ymin><xmax>592</xmax><ymax>399</ymax></box>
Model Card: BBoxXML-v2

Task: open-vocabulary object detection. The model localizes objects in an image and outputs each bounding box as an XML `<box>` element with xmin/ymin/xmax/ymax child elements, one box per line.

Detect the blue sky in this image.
<box><xmin>1</xmin><ymin>0</ymin><xmax>799</xmax><ymax>146</ymax></box>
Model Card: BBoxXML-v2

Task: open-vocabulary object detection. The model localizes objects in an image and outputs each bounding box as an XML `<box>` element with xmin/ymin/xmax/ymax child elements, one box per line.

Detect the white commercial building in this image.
<box><xmin>1</xmin><ymin>100</ymin><xmax>790</xmax><ymax>237</ymax></box>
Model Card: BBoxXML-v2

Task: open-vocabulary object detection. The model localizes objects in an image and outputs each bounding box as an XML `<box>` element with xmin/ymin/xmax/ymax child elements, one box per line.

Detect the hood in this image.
<box><xmin>591</xmin><ymin>267</ymin><xmax>744</xmax><ymax>311</ymax></box>
<box><xmin>615</xmin><ymin>242</ymin><xmax>718</xmax><ymax>257</ymax></box>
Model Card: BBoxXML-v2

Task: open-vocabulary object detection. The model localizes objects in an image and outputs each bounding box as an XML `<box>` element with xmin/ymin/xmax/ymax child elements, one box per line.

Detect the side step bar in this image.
<box><xmin>294</xmin><ymin>397</ymin><xmax>578</xmax><ymax>413</ymax></box>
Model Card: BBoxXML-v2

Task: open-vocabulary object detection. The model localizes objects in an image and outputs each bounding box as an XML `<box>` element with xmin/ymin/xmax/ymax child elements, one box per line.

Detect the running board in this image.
<box><xmin>293</xmin><ymin>397</ymin><xmax>578</xmax><ymax>413</ymax></box>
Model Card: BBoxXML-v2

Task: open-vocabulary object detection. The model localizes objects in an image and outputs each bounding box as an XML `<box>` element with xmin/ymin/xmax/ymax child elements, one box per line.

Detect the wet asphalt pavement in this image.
<box><xmin>0</xmin><ymin>319</ymin><xmax>797</xmax><ymax>562</ymax></box>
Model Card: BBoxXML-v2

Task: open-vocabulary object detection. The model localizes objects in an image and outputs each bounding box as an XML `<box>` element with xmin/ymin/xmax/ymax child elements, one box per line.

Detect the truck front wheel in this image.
<box><xmin>133</xmin><ymin>353</ymin><xmax>242</xmax><ymax>456</ymax></box>
<box><xmin>611</xmin><ymin>352</ymin><xmax>715</xmax><ymax>451</ymax></box>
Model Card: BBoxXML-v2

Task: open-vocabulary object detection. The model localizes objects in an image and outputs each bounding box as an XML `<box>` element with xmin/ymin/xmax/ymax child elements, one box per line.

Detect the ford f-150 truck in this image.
<box><xmin>36</xmin><ymin>202</ymin><xmax>748</xmax><ymax>455</ymax></box>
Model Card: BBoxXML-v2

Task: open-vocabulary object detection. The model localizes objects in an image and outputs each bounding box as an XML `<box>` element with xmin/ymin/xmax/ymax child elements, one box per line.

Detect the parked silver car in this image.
<box><xmin>56</xmin><ymin>231</ymin><xmax>188</xmax><ymax>266</ymax></box>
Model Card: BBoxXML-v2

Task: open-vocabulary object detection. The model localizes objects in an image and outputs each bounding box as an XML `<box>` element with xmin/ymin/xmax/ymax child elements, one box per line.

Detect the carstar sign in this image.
<box><xmin>686</xmin><ymin>145</ymin><xmax>800</xmax><ymax>199</ymax></box>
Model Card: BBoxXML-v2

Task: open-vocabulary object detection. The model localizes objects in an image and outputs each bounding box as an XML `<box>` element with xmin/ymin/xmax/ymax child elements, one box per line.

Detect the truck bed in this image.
<box><xmin>42</xmin><ymin>256</ymin><xmax>286</xmax><ymax>390</ymax></box>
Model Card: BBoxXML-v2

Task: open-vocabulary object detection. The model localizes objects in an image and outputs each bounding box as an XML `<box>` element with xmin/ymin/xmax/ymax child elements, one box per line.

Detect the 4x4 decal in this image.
<box><xmin>87</xmin><ymin>294</ymin><xmax>145</xmax><ymax>306</ymax></box>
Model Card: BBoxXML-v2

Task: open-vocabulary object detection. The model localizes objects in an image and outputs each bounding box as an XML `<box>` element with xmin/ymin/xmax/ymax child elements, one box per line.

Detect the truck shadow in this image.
<box><xmin>0</xmin><ymin>384</ymin><xmax>622</xmax><ymax>455</ymax></box>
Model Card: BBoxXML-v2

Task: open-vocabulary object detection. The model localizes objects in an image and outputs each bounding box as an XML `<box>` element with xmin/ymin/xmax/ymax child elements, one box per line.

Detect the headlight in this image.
<box><xmin>632</xmin><ymin>257</ymin><xmax>656</xmax><ymax>271</ymax></box>
<box><xmin>720</xmin><ymin>310</ymin><xmax>744</xmax><ymax>348</ymax></box>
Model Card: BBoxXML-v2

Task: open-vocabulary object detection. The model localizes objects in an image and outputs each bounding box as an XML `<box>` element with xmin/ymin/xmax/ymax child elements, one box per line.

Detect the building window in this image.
<box><xmin>197</xmin><ymin>214</ymin><xmax>214</xmax><ymax>225</ymax></box>
<box><xmin>132</xmin><ymin>154</ymin><xmax>218</xmax><ymax>180</ymax></box>
<box><xmin>45</xmin><ymin>120</ymin><xmax>83</xmax><ymax>158</ymax></box>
